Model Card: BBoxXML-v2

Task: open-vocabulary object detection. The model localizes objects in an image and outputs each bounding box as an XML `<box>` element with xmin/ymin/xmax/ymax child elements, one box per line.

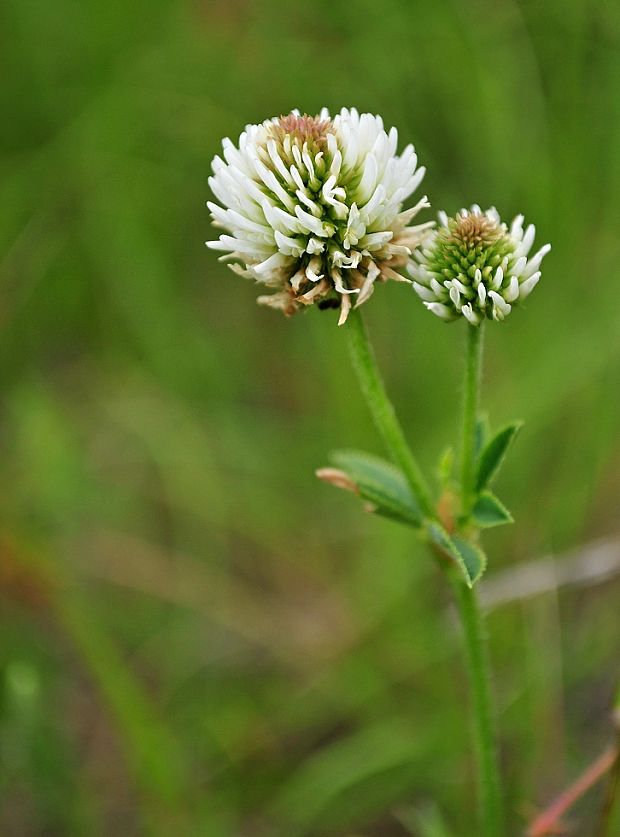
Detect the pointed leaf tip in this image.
<box><xmin>451</xmin><ymin>536</ymin><xmax>487</xmax><ymax>585</ymax></box>
<box><xmin>427</xmin><ymin>522</ymin><xmax>487</xmax><ymax>586</ymax></box>
<box><xmin>472</xmin><ymin>491</ymin><xmax>513</xmax><ymax>528</ymax></box>
<box><xmin>476</xmin><ymin>421</ymin><xmax>522</xmax><ymax>492</ymax></box>
<box><xmin>474</xmin><ymin>414</ymin><xmax>490</xmax><ymax>458</ymax></box>
<box><xmin>315</xmin><ymin>467</ymin><xmax>359</xmax><ymax>494</ymax></box>
<box><xmin>319</xmin><ymin>449</ymin><xmax>423</xmax><ymax>528</ymax></box>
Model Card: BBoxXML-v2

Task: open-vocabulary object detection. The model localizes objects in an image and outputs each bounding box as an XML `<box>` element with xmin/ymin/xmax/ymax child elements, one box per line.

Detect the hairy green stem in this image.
<box><xmin>460</xmin><ymin>323</ymin><xmax>484</xmax><ymax>517</ymax></box>
<box><xmin>453</xmin><ymin>580</ymin><xmax>504</xmax><ymax>836</ymax></box>
<box><xmin>455</xmin><ymin>320</ymin><xmax>504</xmax><ymax>836</ymax></box>
<box><xmin>345</xmin><ymin>308</ymin><xmax>434</xmax><ymax>519</ymax></box>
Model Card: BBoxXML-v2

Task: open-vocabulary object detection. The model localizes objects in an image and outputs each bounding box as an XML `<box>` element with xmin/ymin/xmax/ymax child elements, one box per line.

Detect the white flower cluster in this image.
<box><xmin>207</xmin><ymin>109</ymin><xmax>432</xmax><ymax>324</ymax></box>
<box><xmin>409</xmin><ymin>206</ymin><xmax>550</xmax><ymax>324</ymax></box>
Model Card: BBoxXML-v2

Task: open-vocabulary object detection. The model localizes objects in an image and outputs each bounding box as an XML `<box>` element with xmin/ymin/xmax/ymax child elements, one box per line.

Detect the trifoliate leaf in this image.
<box><xmin>317</xmin><ymin>449</ymin><xmax>423</xmax><ymax>528</ymax></box>
<box><xmin>475</xmin><ymin>421</ymin><xmax>522</xmax><ymax>492</ymax></box>
<box><xmin>426</xmin><ymin>522</ymin><xmax>487</xmax><ymax>587</ymax></box>
<box><xmin>472</xmin><ymin>491</ymin><xmax>514</xmax><ymax>528</ymax></box>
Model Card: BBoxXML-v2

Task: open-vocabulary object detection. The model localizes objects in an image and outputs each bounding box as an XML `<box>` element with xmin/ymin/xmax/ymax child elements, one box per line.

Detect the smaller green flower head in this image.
<box><xmin>410</xmin><ymin>205</ymin><xmax>550</xmax><ymax>324</ymax></box>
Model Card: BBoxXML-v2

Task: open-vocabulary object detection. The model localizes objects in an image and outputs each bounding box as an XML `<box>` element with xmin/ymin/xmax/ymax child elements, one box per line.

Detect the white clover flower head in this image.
<box><xmin>207</xmin><ymin>108</ymin><xmax>433</xmax><ymax>325</ymax></box>
<box><xmin>409</xmin><ymin>205</ymin><xmax>550</xmax><ymax>325</ymax></box>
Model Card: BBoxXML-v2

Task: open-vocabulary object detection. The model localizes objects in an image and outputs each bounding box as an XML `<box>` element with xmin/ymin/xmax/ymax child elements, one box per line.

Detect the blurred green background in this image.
<box><xmin>1</xmin><ymin>0</ymin><xmax>620</xmax><ymax>834</ymax></box>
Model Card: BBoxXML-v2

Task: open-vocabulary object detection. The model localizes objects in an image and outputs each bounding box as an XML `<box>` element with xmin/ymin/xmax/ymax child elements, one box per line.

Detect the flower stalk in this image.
<box><xmin>346</xmin><ymin>308</ymin><xmax>435</xmax><ymax>519</ymax></box>
<box><xmin>454</xmin><ymin>320</ymin><xmax>504</xmax><ymax>836</ymax></box>
<box><xmin>452</xmin><ymin>579</ymin><xmax>504</xmax><ymax>837</ymax></box>
<box><xmin>460</xmin><ymin>323</ymin><xmax>484</xmax><ymax>518</ymax></box>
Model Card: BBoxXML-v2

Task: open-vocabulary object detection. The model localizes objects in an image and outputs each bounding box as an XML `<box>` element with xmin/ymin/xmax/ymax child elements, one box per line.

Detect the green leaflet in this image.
<box><xmin>451</xmin><ymin>536</ymin><xmax>488</xmax><ymax>586</ymax></box>
<box><xmin>475</xmin><ymin>421</ymin><xmax>522</xmax><ymax>492</ymax></box>
<box><xmin>426</xmin><ymin>522</ymin><xmax>487</xmax><ymax>587</ymax></box>
<box><xmin>319</xmin><ymin>449</ymin><xmax>423</xmax><ymax>528</ymax></box>
<box><xmin>270</xmin><ymin>718</ymin><xmax>431</xmax><ymax>835</ymax></box>
<box><xmin>472</xmin><ymin>491</ymin><xmax>514</xmax><ymax>528</ymax></box>
<box><xmin>474</xmin><ymin>414</ymin><xmax>490</xmax><ymax>458</ymax></box>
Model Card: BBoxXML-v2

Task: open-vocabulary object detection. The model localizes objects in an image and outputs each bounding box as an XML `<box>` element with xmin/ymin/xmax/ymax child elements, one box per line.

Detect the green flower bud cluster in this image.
<box><xmin>410</xmin><ymin>205</ymin><xmax>550</xmax><ymax>324</ymax></box>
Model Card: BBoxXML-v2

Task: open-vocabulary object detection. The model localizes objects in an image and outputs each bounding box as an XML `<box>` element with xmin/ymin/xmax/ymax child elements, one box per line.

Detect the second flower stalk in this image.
<box><xmin>344</xmin><ymin>309</ymin><xmax>504</xmax><ymax>836</ymax></box>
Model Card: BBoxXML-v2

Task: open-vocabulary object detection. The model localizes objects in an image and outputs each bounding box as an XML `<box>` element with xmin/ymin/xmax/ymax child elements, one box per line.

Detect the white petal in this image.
<box><xmin>519</xmin><ymin>271</ymin><xmax>541</xmax><ymax>299</ymax></box>
<box><xmin>413</xmin><ymin>281</ymin><xmax>436</xmax><ymax>302</ymax></box>
<box><xmin>338</xmin><ymin>293</ymin><xmax>352</xmax><ymax>326</ymax></box>
<box><xmin>430</xmin><ymin>277</ymin><xmax>445</xmax><ymax>297</ymax></box>
<box><xmin>462</xmin><ymin>304</ymin><xmax>481</xmax><ymax>325</ymax></box>
<box><xmin>510</xmin><ymin>214</ymin><xmax>524</xmax><ymax>239</ymax></box>
<box><xmin>489</xmin><ymin>290</ymin><xmax>511</xmax><ymax>317</ymax></box>
<box><xmin>504</xmin><ymin>275</ymin><xmax>520</xmax><ymax>302</ymax></box>
<box><xmin>294</xmin><ymin>205</ymin><xmax>329</xmax><ymax>238</ymax></box>
<box><xmin>305</xmin><ymin>257</ymin><xmax>324</xmax><ymax>282</ymax></box>
<box><xmin>424</xmin><ymin>301</ymin><xmax>453</xmax><ymax>320</ymax></box>
<box><xmin>516</xmin><ymin>223</ymin><xmax>536</xmax><ymax>257</ymax></box>
<box><xmin>274</xmin><ymin>230</ymin><xmax>304</xmax><ymax>257</ymax></box>
<box><xmin>357</xmin><ymin>153</ymin><xmax>378</xmax><ymax>203</ymax></box>
<box><xmin>523</xmin><ymin>243</ymin><xmax>551</xmax><ymax>277</ymax></box>
<box><xmin>253</xmin><ymin>252</ymin><xmax>291</xmax><ymax>275</ymax></box>
<box><xmin>267</xmin><ymin>139</ymin><xmax>294</xmax><ymax>185</ymax></box>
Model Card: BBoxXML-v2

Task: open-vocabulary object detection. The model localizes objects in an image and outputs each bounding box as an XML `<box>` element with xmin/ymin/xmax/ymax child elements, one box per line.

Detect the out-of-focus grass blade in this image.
<box><xmin>270</xmin><ymin>719</ymin><xmax>433</xmax><ymax>835</ymax></box>
<box><xmin>55</xmin><ymin>592</ymin><xmax>188</xmax><ymax>809</ymax></box>
<box><xmin>396</xmin><ymin>802</ymin><xmax>453</xmax><ymax>837</ymax></box>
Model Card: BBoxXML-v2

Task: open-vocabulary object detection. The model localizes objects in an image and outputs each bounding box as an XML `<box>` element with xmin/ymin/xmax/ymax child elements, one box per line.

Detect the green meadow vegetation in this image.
<box><xmin>1</xmin><ymin>0</ymin><xmax>620</xmax><ymax>834</ymax></box>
